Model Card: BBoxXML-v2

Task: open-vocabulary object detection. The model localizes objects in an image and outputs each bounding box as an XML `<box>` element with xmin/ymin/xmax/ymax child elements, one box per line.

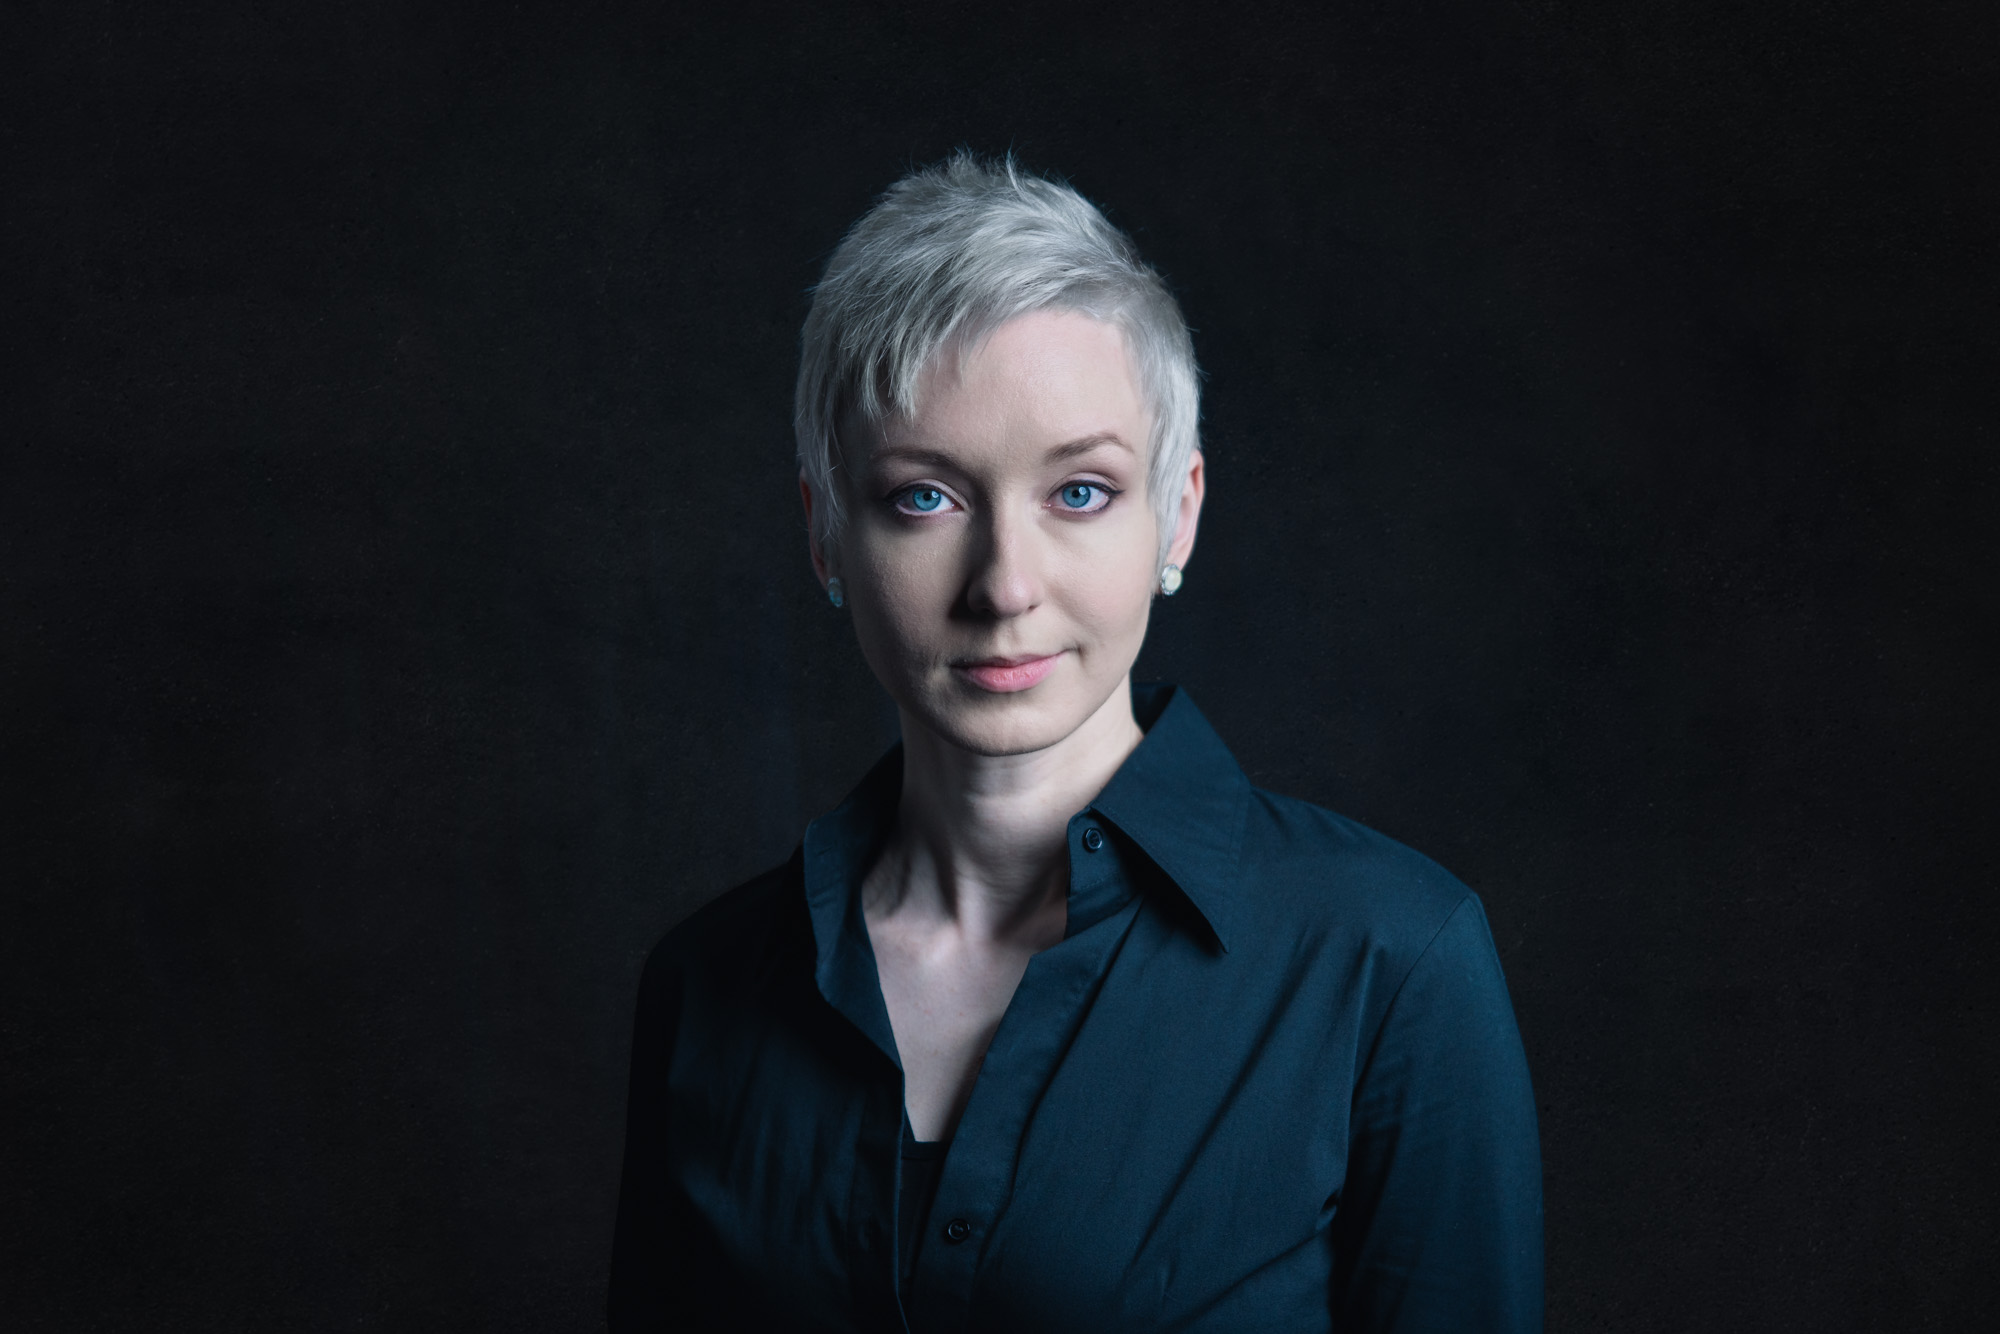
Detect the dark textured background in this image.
<box><xmin>5</xmin><ymin>2</ymin><xmax>1995</xmax><ymax>1329</ymax></box>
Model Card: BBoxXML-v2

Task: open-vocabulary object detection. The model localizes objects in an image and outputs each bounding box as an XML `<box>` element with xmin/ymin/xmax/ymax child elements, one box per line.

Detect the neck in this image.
<box><xmin>874</xmin><ymin>678</ymin><xmax>1145</xmax><ymax>943</ymax></box>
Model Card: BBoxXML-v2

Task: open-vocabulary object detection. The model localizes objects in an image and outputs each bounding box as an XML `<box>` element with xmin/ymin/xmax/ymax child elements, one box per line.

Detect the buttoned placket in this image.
<box><xmin>900</xmin><ymin>810</ymin><xmax>1143</xmax><ymax>1333</ymax></box>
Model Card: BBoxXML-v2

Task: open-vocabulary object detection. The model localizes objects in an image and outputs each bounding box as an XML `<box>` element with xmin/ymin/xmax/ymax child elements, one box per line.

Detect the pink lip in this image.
<box><xmin>953</xmin><ymin>652</ymin><xmax>1064</xmax><ymax>693</ymax></box>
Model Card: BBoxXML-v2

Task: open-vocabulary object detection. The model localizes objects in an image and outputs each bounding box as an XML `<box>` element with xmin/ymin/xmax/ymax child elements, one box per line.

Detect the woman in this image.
<box><xmin>609</xmin><ymin>155</ymin><xmax>1542</xmax><ymax>1332</ymax></box>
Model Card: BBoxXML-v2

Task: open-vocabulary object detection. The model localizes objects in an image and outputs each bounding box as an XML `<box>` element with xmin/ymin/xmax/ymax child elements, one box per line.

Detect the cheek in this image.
<box><xmin>844</xmin><ymin>533</ymin><xmax>959</xmax><ymax>658</ymax></box>
<box><xmin>1062</xmin><ymin>527</ymin><xmax>1161</xmax><ymax>642</ymax></box>
<box><xmin>868</xmin><ymin>541</ymin><xmax>958</xmax><ymax>610</ymax></box>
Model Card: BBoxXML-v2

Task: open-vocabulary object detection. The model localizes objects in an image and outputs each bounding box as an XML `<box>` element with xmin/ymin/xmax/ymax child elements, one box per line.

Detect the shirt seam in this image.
<box><xmin>1349</xmin><ymin>890</ymin><xmax>1480</xmax><ymax>1093</ymax></box>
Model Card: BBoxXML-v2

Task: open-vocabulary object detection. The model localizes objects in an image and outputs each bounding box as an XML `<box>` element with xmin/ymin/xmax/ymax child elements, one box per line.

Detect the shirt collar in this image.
<box><xmin>1087</xmin><ymin>683</ymin><xmax>1248</xmax><ymax>953</ymax></box>
<box><xmin>801</xmin><ymin>745</ymin><xmax>905</xmax><ymax>1066</ymax></box>
<box><xmin>801</xmin><ymin>683</ymin><xmax>1250</xmax><ymax>1054</ymax></box>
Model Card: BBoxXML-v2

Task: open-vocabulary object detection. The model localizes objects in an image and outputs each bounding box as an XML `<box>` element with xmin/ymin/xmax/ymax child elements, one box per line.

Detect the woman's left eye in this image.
<box><xmin>1056</xmin><ymin>482</ymin><xmax>1111</xmax><ymax>513</ymax></box>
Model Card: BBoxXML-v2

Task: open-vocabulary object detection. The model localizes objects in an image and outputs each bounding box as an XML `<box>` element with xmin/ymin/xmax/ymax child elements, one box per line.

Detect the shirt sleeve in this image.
<box><xmin>606</xmin><ymin>941</ymin><xmax>699</xmax><ymax>1332</ymax></box>
<box><xmin>1332</xmin><ymin>893</ymin><xmax>1545</xmax><ymax>1332</ymax></box>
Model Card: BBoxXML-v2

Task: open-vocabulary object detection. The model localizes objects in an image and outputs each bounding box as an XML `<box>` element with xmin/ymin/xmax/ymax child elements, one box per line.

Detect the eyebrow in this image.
<box><xmin>870</xmin><ymin>432</ymin><xmax>1135</xmax><ymax>469</ymax></box>
<box><xmin>1045</xmin><ymin>431</ymin><xmax>1135</xmax><ymax>462</ymax></box>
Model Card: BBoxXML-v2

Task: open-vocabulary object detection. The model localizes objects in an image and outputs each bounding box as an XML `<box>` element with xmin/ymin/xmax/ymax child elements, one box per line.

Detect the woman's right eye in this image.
<box><xmin>893</xmin><ymin>485</ymin><xmax>956</xmax><ymax>516</ymax></box>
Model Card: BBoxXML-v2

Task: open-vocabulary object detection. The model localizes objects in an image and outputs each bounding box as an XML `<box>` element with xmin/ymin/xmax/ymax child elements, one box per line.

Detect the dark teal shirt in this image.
<box><xmin>609</xmin><ymin>685</ymin><xmax>1543</xmax><ymax>1331</ymax></box>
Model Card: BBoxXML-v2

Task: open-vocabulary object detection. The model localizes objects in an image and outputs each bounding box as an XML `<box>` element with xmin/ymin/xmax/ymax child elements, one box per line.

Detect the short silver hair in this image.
<box><xmin>795</xmin><ymin>153</ymin><xmax>1200</xmax><ymax>567</ymax></box>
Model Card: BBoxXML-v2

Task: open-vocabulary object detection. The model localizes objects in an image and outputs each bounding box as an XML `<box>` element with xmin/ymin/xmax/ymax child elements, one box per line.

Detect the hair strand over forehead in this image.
<box><xmin>794</xmin><ymin>152</ymin><xmax>1201</xmax><ymax>567</ymax></box>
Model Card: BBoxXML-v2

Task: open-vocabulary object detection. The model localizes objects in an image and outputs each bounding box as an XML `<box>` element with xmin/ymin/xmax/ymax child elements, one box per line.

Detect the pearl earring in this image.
<box><xmin>826</xmin><ymin>577</ymin><xmax>845</xmax><ymax>608</ymax></box>
<box><xmin>1159</xmin><ymin>564</ymin><xmax>1183</xmax><ymax>596</ymax></box>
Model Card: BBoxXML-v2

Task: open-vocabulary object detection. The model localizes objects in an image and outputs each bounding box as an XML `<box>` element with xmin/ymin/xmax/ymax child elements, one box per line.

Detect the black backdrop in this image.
<box><xmin>6</xmin><ymin>2</ymin><xmax>1995</xmax><ymax>1329</ymax></box>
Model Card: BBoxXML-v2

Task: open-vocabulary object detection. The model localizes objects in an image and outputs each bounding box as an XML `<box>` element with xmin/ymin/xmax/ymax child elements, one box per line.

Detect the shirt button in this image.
<box><xmin>942</xmin><ymin>1217</ymin><xmax>973</xmax><ymax>1244</ymax></box>
<box><xmin>1082</xmin><ymin>827</ymin><xmax>1104</xmax><ymax>852</ymax></box>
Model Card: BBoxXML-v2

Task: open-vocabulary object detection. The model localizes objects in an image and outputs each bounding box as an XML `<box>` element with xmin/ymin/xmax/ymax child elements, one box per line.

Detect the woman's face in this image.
<box><xmin>810</xmin><ymin>309</ymin><xmax>1203</xmax><ymax>758</ymax></box>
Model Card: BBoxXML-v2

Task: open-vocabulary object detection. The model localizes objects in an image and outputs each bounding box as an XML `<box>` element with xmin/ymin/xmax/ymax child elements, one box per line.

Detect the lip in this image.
<box><xmin>951</xmin><ymin>652</ymin><xmax>1064</xmax><ymax>694</ymax></box>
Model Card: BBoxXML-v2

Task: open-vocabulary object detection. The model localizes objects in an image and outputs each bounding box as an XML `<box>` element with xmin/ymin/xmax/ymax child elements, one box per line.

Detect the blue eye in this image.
<box><xmin>1060</xmin><ymin>483</ymin><xmax>1101</xmax><ymax>510</ymax></box>
<box><xmin>909</xmin><ymin>487</ymin><xmax>944</xmax><ymax>512</ymax></box>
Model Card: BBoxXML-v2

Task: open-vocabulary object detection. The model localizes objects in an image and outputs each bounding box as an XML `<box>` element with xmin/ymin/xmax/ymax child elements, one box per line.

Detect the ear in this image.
<box><xmin>800</xmin><ymin>473</ymin><xmax>834</xmax><ymax>587</ymax></box>
<box><xmin>1165</xmin><ymin>449</ymin><xmax>1206</xmax><ymax>570</ymax></box>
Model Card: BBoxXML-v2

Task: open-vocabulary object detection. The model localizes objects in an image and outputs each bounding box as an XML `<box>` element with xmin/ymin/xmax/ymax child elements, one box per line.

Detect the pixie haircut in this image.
<box><xmin>795</xmin><ymin>153</ymin><xmax>1201</xmax><ymax>567</ymax></box>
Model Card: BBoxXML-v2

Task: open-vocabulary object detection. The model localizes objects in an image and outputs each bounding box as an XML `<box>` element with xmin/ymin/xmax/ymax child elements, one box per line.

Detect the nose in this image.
<box><xmin>962</xmin><ymin>501</ymin><xmax>1042</xmax><ymax>620</ymax></box>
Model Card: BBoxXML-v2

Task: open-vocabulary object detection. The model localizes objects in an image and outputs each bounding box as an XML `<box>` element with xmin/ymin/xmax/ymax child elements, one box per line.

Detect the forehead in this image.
<box><xmin>869</xmin><ymin>309</ymin><xmax>1148</xmax><ymax>466</ymax></box>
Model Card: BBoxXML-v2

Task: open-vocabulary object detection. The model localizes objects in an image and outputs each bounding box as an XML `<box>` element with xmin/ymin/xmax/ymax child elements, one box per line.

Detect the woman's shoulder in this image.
<box><xmin>1237</xmin><ymin>785</ymin><xmax>1488</xmax><ymax>963</ymax></box>
<box><xmin>638</xmin><ymin>852</ymin><xmax>810</xmax><ymax>990</ymax></box>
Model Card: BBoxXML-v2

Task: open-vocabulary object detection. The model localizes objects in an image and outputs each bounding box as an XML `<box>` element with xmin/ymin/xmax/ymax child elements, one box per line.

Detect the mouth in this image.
<box><xmin>950</xmin><ymin>651</ymin><xmax>1065</xmax><ymax>694</ymax></box>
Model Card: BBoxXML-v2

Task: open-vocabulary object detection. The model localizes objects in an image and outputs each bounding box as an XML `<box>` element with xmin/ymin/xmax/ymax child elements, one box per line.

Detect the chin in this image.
<box><xmin>911</xmin><ymin>683</ymin><xmax>1103</xmax><ymax>758</ymax></box>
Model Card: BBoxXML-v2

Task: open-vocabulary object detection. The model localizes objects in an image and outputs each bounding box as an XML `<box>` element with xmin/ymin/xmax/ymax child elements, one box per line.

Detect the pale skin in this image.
<box><xmin>801</xmin><ymin>309</ymin><xmax>1205</xmax><ymax>1141</ymax></box>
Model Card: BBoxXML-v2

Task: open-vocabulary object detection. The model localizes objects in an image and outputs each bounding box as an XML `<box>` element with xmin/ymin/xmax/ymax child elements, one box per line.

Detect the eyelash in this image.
<box><xmin>890</xmin><ymin>484</ymin><xmax>960</xmax><ymax>517</ymax></box>
<box><xmin>887</xmin><ymin>481</ymin><xmax>1121</xmax><ymax>518</ymax></box>
<box><xmin>1053</xmin><ymin>481</ymin><xmax>1116</xmax><ymax>514</ymax></box>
